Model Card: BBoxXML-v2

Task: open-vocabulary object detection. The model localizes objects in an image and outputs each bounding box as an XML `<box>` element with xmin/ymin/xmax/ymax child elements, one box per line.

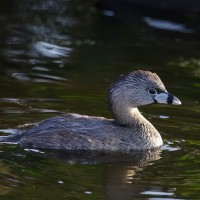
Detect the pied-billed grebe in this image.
<box><xmin>1</xmin><ymin>70</ymin><xmax>181</xmax><ymax>151</ymax></box>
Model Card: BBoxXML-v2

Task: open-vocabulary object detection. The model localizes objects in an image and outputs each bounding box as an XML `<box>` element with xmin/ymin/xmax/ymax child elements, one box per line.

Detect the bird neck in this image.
<box><xmin>111</xmin><ymin>104</ymin><xmax>135</xmax><ymax>124</ymax></box>
<box><xmin>112</xmin><ymin>106</ymin><xmax>155</xmax><ymax>129</ymax></box>
<box><xmin>110</xmin><ymin>101</ymin><xmax>163</xmax><ymax>148</ymax></box>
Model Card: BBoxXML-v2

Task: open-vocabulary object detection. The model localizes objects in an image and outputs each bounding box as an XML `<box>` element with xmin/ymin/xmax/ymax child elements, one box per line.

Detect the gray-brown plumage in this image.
<box><xmin>1</xmin><ymin>70</ymin><xmax>181</xmax><ymax>151</ymax></box>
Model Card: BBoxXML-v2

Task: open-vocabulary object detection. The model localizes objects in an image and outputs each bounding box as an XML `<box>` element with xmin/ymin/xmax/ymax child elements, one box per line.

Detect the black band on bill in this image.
<box><xmin>167</xmin><ymin>93</ymin><xmax>174</xmax><ymax>104</ymax></box>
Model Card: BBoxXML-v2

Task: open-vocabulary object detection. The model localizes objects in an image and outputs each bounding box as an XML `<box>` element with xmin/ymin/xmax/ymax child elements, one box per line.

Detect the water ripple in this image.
<box><xmin>31</xmin><ymin>41</ymin><xmax>72</xmax><ymax>58</ymax></box>
<box><xmin>144</xmin><ymin>17</ymin><xmax>194</xmax><ymax>33</ymax></box>
<box><xmin>11</xmin><ymin>72</ymin><xmax>68</xmax><ymax>83</ymax></box>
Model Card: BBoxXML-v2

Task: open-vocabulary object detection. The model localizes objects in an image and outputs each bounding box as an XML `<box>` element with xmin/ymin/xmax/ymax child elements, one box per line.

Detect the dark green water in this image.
<box><xmin>0</xmin><ymin>0</ymin><xmax>200</xmax><ymax>199</ymax></box>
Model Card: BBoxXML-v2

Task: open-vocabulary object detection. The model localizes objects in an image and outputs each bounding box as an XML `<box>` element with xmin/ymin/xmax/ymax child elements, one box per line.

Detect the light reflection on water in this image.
<box><xmin>0</xmin><ymin>0</ymin><xmax>200</xmax><ymax>199</ymax></box>
<box><xmin>30</xmin><ymin>41</ymin><xmax>72</xmax><ymax>58</ymax></box>
<box><xmin>144</xmin><ymin>17</ymin><xmax>194</xmax><ymax>33</ymax></box>
<box><xmin>11</xmin><ymin>72</ymin><xmax>69</xmax><ymax>82</ymax></box>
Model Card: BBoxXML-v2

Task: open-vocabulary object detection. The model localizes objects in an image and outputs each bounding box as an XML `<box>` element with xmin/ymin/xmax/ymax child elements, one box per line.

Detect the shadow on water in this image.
<box><xmin>0</xmin><ymin>0</ymin><xmax>200</xmax><ymax>199</ymax></box>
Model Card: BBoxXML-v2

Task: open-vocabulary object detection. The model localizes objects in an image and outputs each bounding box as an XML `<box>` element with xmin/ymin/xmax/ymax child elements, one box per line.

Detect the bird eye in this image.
<box><xmin>148</xmin><ymin>88</ymin><xmax>157</xmax><ymax>95</ymax></box>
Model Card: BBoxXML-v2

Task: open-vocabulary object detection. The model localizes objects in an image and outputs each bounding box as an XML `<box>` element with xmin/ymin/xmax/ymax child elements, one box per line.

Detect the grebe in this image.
<box><xmin>1</xmin><ymin>70</ymin><xmax>181</xmax><ymax>151</ymax></box>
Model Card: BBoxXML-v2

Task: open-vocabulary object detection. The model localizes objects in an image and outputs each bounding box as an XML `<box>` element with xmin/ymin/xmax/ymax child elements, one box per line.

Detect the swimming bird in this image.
<box><xmin>1</xmin><ymin>70</ymin><xmax>181</xmax><ymax>151</ymax></box>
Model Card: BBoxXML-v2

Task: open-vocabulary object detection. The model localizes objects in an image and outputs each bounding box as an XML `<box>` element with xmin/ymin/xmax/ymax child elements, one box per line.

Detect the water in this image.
<box><xmin>0</xmin><ymin>0</ymin><xmax>200</xmax><ymax>199</ymax></box>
